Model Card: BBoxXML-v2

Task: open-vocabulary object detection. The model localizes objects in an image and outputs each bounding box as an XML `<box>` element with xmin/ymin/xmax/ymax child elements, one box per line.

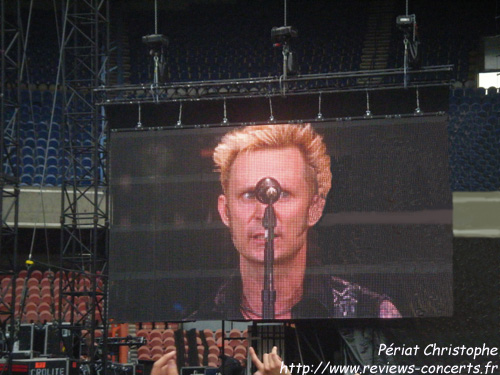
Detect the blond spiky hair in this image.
<box><xmin>213</xmin><ymin>124</ymin><xmax>332</xmax><ymax>198</ymax></box>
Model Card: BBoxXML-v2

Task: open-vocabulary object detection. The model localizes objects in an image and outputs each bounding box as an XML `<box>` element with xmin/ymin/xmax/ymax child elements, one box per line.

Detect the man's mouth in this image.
<box><xmin>251</xmin><ymin>232</ymin><xmax>280</xmax><ymax>240</ymax></box>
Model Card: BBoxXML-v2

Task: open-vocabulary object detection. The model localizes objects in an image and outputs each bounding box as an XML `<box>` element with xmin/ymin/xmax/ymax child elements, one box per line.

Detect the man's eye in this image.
<box><xmin>242</xmin><ymin>191</ymin><xmax>256</xmax><ymax>200</ymax></box>
<box><xmin>280</xmin><ymin>191</ymin><xmax>290</xmax><ymax>199</ymax></box>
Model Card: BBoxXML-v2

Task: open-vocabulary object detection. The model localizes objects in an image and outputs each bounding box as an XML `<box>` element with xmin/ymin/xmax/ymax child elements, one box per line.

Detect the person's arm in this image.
<box><xmin>249</xmin><ymin>346</ymin><xmax>290</xmax><ymax>375</ymax></box>
<box><xmin>151</xmin><ymin>351</ymin><xmax>179</xmax><ymax>375</ymax></box>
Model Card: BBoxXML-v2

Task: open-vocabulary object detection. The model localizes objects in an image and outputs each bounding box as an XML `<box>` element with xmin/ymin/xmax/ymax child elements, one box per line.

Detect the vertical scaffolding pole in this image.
<box><xmin>59</xmin><ymin>0</ymin><xmax>110</xmax><ymax>372</ymax></box>
<box><xmin>1</xmin><ymin>2</ymin><xmax>21</xmax><ymax>372</ymax></box>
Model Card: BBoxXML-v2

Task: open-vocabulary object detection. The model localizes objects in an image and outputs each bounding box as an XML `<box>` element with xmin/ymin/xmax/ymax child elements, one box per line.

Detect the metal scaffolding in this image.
<box><xmin>95</xmin><ymin>65</ymin><xmax>453</xmax><ymax>105</ymax></box>
<box><xmin>59</xmin><ymin>0</ymin><xmax>110</xmax><ymax>371</ymax></box>
<box><xmin>0</xmin><ymin>0</ymin><xmax>21</xmax><ymax>365</ymax></box>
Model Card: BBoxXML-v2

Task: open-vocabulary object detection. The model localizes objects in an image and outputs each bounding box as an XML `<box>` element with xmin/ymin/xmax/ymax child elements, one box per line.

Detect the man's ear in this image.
<box><xmin>218</xmin><ymin>194</ymin><xmax>230</xmax><ymax>227</ymax></box>
<box><xmin>307</xmin><ymin>195</ymin><xmax>326</xmax><ymax>226</ymax></box>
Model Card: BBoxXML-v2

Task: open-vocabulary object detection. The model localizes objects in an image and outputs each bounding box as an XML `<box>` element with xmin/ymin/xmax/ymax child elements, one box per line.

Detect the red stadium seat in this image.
<box><xmin>203</xmin><ymin>329</ymin><xmax>214</xmax><ymax>339</ymax></box>
<box><xmin>1</xmin><ymin>277</ymin><xmax>12</xmax><ymax>291</ymax></box>
<box><xmin>138</xmin><ymin>346</ymin><xmax>151</xmax><ymax>357</ymax></box>
<box><xmin>18</xmin><ymin>270</ymin><xmax>28</xmax><ymax>279</ymax></box>
<box><xmin>165</xmin><ymin>345</ymin><xmax>176</xmax><ymax>353</ymax></box>
<box><xmin>229</xmin><ymin>339</ymin><xmax>241</xmax><ymax>348</ymax></box>
<box><xmin>25</xmin><ymin>301</ymin><xmax>38</xmax><ymax>312</ymax></box>
<box><xmin>137</xmin><ymin>329</ymin><xmax>150</xmax><ymax>341</ymax></box>
<box><xmin>149</xmin><ymin>337</ymin><xmax>162</xmax><ymax>348</ymax></box>
<box><xmin>234</xmin><ymin>345</ymin><xmax>246</xmax><ymax>357</ymax></box>
<box><xmin>138</xmin><ymin>352</ymin><xmax>152</xmax><ymax>361</ymax></box>
<box><xmin>28</xmin><ymin>293</ymin><xmax>41</xmax><ymax>305</ymax></box>
<box><xmin>150</xmin><ymin>346</ymin><xmax>163</xmax><ymax>357</ymax></box>
<box><xmin>2</xmin><ymin>293</ymin><xmax>12</xmax><ymax>304</ymax></box>
<box><xmin>152</xmin><ymin>353</ymin><xmax>163</xmax><ymax>361</ymax></box>
<box><xmin>23</xmin><ymin>310</ymin><xmax>39</xmax><ymax>323</ymax></box>
<box><xmin>208</xmin><ymin>345</ymin><xmax>219</xmax><ymax>356</ymax></box>
<box><xmin>39</xmin><ymin>310</ymin><xmax>53</xmax><ymax>322</ymax></box>
<box><xmin>163</xmin><ymin>337</ymin><xmax>175</xmax><ymax>347</ymax></box>
<box><xmin>150</xmin><ymin>329</ymin><xmax>163</xmax><ymax>340</ymax></box>
<box><xmin>215</xmin><ymin>329</ymin><xmax>223</xmax><ymax>340</ymax></box>
<box><xmin>207</xmin><ymin>353</ymin><xmax>218</xmax><ymax>366</ymax></box>
<box><xmin>41</xmin><ymin>293</ymin><xmax>52</xmax><ymax>305</ymax></box>
<box><xmin>229</xmin><ymin>329</ymin><xmax>241</xmax><ymax>338</ymax></box>
<box><xmin>40</xmin><ymin>278</ymin><xmax>51</xmax><ymax>289</ymax></box>
<box><xmin>38</xmin><ymin>302</ymin><xmax>51</xmax><ymax>313</ymax></box>
<box><xmin>205</xmin><ymin>337</ymin><xmax>215</xmax><ymax>347</ymax></box>
<box><xmin>27</xmin><ymin>277</ymin><xmax>39</xmax><ymax>289</ymax></box>
<box><xmin>31</xmin><ymin>270</ymin><xmax>43</xmax><ymax>281</ymax></box>
<box><xmin>28</xmin><ymin>285</ymin><xmax>40</xmax><ymax>296</ymax></box>
<box><xmin>162</xmin><ymin>328</ymin><xmax>174</xmax><ymax>341</ymax></box>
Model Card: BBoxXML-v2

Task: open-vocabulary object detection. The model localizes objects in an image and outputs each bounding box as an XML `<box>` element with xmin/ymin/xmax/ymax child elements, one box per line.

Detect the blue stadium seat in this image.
<box><xmin>22</xmin><ymin>146</ymin><xmax>34</xmax><ymax>157</ymax></box>
<box><xmin>20</xmin><ymin>173</ymin><xmax>33</xmax><ymax>186</ymax></box>
<box><xmin>22</xmin><ymin>164</ymin><xmax>35</xmax><ymax>176</ymax></box>
<box><xmin>487</xmin><ymin>87</ymin><xmax>498</xmax><ymax>96</ymax></box>
<box><xmin>33</xmin><ymin>174</ymin><xmax>43</xmax><ymax>186</ymax></box>
<box><xmin>45</xmin><ymin>174</ymin><xmax>58</xmax><ymax>187</ymax></box>
<box><xmin>37</xmin><ymin>138</ymin><xmax>48</xmax><ymax>149</ymax></box>
<box><xmin>47</xmin><ymin>148</ymin><xmax>59</xmax><ymax>159</ymax></box>
<box><xmin>47</xmin><ymin>165</ymin><xmax>59</xmax><ymax>176</ymax></box>
<box><xmin>22</xmin><ymin>154</ymin><xmax>34</xmax><ymax>168</ymax></box>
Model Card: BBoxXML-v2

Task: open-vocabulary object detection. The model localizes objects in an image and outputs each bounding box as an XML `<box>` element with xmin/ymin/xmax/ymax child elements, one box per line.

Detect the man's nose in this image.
<box><xmin>253</xmin><ymin>200</ymin><xmax>267</xmax><ymax>220</ymax></box>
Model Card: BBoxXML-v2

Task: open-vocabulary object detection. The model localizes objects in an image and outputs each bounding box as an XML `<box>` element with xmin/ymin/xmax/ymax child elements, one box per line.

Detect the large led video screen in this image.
<box><xmin>108</xmin><ymin>116</ymin><xmax>453</xmax><ymax>322</ymax></box>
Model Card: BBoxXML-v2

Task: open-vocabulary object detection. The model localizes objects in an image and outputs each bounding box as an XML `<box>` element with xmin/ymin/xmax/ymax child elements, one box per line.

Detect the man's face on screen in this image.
<box><xmin>218</xmin><ymin>146</ymin><xmax>325</xmax><ymax>264</ymax></box>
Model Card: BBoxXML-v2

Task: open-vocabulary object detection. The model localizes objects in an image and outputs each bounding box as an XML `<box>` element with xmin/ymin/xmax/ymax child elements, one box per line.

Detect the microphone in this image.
<box><xmin>256</xmin><ymin>177</ymin><xmax>282</xmax><ymax>205</ymax></box>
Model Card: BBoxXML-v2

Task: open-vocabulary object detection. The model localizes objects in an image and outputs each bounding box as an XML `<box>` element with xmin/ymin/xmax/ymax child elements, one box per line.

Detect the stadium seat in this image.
<box><xmin>149</xmin><ymin>329</ymin><xmax>163</xmax><ymax>341</ymax></box>
<box><xmin>39</xmin><ymin>310</ymin><xmax>53</xmax><ymax>322</ymax></box>
<box><xmin>137</xmin><ymin>329</ymin><xmax>150</xmax><ymax>341</ymax></box>
<box><xmin>149</xmin><ymin>337</ymin><xmax>162</xmax><ymax>348</ymax></box>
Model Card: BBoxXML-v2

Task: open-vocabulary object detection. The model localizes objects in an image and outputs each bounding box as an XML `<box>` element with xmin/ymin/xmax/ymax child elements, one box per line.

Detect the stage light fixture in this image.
<box><xmin>142</xmin><ymin>34</ymin><xmax>169</xmax><ymax>52</ymax></box>
<box><xmin>396</xmin><ymin>13</ymin><xmax>420</xmax><ymax>87</ymax></box>
<box><xmin>271</xmin><ymin>26</ymin><xmax>298</xmax><ymax>45</ymax></box>
<box><xmin>142</xmin><ymin>34</ymin><xmax>169</xmax><ymax>85</ymax></box>
<box><xmin>271</xmin><ymin>26</ymin><xmax>299</xmax><ymax>87</ymax></box>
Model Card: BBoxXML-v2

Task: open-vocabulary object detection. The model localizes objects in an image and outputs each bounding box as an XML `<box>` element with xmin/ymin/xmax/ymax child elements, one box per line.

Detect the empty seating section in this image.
<box><xmin>2</xmin><ymin>2</ymin><xmax>498</xmax><ymax>191</ymax></box>
<box><xmin>135</xmin><ymin>325</ymin><xmax>248</xmax><ymax>365</ymax></box>
<box><xmin>127</xmin><ymin>1</ymin><xmax>367</xmax><ymax>84</ymax></box>
<box><xmin>0</xmin><ymin>270</ymin><xmax>105</xmax><ymax>324</ymax></box>
<box><xmin>449</xmin><ymin>88</ymin><xmax>500</xmax><ymax>191</ymax></box>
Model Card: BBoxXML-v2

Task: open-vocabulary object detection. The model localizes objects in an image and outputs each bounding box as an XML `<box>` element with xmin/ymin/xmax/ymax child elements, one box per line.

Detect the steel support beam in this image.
<box><xmin>59</xmin><ymin>0</ymin><xmax>110</xmax><ymax>371</ymax></box>
<box><xmin>1</xmin><ymin>1</ymin><xmax>21</xmax><ymax>368</ymax></box>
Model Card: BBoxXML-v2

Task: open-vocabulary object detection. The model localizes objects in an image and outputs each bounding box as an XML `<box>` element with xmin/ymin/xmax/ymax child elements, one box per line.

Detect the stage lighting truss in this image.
<box><xmin>95</xmin><ymin>65</ymin><xmax>453</xmax><ymax>106</ymax></box>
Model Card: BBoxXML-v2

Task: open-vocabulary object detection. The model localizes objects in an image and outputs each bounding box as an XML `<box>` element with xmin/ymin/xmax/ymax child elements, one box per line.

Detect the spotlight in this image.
<box><xmin>396</xmin><ymin>15</ymin><xmax>415</xmax><ymax>27</ymax></box>
<box><xmin>397</xmin><ymin>13</ymin><xmax>420</xmax><ymax>85</ymax></box>
<box><xmin>271</xmin><ymin>26</ymin><xmax>298</xmax><ymax>45</ymax></box>
<box><xmin>142</xmin><ymin>34</ymin><xmax>169</xmax><ymax>53</ymax></box>
<box><xmin>142</xmin><ymin>34</ymin><xmax>169</xmax><ymax>84</ymax></box>
<box><xmin>271</xmin><ymin>26</ymin><xmax>299</xmax><ymax>78</ymax></box>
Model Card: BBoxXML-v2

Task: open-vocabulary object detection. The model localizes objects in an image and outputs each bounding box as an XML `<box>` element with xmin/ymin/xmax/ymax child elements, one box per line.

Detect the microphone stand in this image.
<box><xmin>262</xmin><ymin>204</ymin><xmax>277</xmax><ymax>319</ymax></box>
